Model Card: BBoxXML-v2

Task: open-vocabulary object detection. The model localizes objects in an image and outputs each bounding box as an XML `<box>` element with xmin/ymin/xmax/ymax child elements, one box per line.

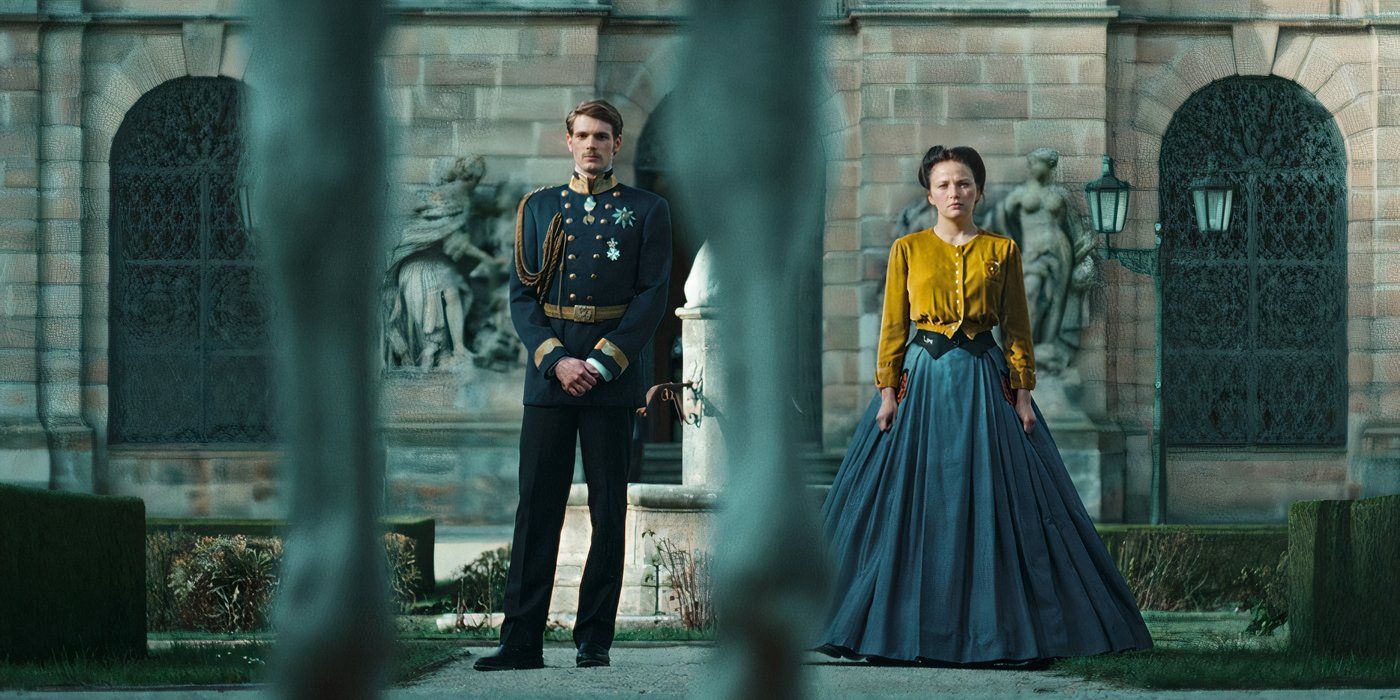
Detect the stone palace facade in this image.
<box><xmin>0</xmin><ymin>0</ymin><xmax>1397</xmax><ymax>524</ymax></box>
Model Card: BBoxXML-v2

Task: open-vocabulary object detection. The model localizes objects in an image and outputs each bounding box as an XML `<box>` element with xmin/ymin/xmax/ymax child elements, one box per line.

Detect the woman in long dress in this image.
<box><xmin>815</xmin><ymin>145</ymin><xmax>1152</xmax><ymax>666</ymax></box>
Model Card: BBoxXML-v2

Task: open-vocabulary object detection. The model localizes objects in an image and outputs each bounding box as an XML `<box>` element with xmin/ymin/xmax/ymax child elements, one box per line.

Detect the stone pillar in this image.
<box><xmin>676</xmin><ymin>241</ymin><xmax>721</xmax><ymax>488</ymax></box>
<box><xmin>37</xmin><ymin>23</ymin><xmax>94</xmax><ymax>492</ymax></box>
<box><xmin>0</xmin><ymin>24</ymin><xmax>48</xmax><ymax>490</ymax></box>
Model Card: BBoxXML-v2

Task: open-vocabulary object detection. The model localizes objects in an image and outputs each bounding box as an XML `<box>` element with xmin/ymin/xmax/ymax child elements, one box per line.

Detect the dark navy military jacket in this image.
<box><xmin>509</xmin><ymin>171</ymin><xmax>672</xmax><ymax>408</ymax></box>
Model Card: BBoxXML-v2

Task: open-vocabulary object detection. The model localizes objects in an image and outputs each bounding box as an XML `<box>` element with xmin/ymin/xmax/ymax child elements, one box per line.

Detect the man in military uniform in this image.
<box><xmin>475</xmin><ymin>100</ymin><xmax>672</xmax><ymax>671</ymax></box>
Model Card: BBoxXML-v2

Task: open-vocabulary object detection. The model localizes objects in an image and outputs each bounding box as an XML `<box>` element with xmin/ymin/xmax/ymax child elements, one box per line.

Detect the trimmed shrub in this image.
<box><xmin>145</xmin><ymin>516</ymin><xmax>435</xmax><ymax>595</ymax></box>
<box><xmin>1350</xmin><ymin>495</ymin><xmax>1400</xmax><ymax>655</ymax></box>
<box><xmin>145</xmin><ymin>532</ymin><xmax>421</xmax><ymax>631</ymax></box>
<box><xmin>1290</xmin><ymin>495</ymin><xmax>1400</xmax><ymax>657</ymax></box>
<box><xmin>383</xmin><ymin>533</ymin><xmax>421</xmax><ymax>614</ymax></box>
<box><xmin>0</xmin><ymin>485</ymin><xmax>146</xmax><ymax>661</ymax></box>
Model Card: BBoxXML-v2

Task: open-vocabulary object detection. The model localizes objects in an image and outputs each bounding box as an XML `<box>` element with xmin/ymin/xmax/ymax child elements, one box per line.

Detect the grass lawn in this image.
<box><xmin>1052</xmin><ymin>613</ymin><xmax>1400</xmax><ymax>690</ymax></box>
<box><xmin>0</xmin><ymin>641</ymin><xmax>463</xmax><ymax>691</ymax></box>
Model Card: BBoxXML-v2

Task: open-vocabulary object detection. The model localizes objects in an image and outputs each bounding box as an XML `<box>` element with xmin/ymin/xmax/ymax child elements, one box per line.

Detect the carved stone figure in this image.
<box><xmin>991</xmin><ymin>148</ymin><xmax>1098</xmax><ymax>374</ymax></box>
<box><xmin>383</xmin><ymin>156</ymin><xmax>522</xmax><ymax>370</ymax></box>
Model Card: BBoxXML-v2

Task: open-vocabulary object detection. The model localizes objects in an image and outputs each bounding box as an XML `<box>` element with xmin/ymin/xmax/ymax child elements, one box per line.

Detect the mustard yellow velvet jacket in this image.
<box><xmin>876</xmin><ymin>228</ymin><xmax>1037</xmax><ymax>391</ymax></box>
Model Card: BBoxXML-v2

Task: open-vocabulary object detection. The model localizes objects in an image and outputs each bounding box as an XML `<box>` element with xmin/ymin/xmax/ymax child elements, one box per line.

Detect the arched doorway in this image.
<box><xmin>633</xmin><ymin>95</ymin><xmax>824</xmax><ymax>449</ymax></box>
<box><xmin>1159</xmin><ymin>76</ymin><xmax>1347</xmax><ymax>446</ymax></box>
<box><xmin>108</xmin><ymin>76</ymin><xmax>271</xmax><ymax>444</ymax></box>
<box><xmin>634</xmin><ymin>96</ymin><xmax>693</xmax><ymax>447</ymax></box>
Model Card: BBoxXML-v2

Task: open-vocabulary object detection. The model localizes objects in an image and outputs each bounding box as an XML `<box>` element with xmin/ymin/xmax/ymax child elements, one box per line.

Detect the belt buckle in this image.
<box><xmin>572</xmin><ymin>304</ymin><xmax>597</xmax><ymax>322</ymax></box>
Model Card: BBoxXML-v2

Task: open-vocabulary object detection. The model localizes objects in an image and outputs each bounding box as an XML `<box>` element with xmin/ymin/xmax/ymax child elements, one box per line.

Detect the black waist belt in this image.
<box><xmin>911</xmin><ymin>328</ymin><xmax>998</xmax><ymax>361</ymax></box>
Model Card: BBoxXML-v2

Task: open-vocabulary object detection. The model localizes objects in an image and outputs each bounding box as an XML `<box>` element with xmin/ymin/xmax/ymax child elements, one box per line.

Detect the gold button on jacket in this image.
<box><xmin>876</xmin><ymin>228</ymin><xmax>1036</xmax><ymax>390</ymax></box>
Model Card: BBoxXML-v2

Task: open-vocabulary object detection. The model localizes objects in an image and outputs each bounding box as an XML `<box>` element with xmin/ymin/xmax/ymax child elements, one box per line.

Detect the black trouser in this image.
<box><xmin>499</xmin><ymin>405</ymin><xmax>633</xmax><ymax>652</ymax></box>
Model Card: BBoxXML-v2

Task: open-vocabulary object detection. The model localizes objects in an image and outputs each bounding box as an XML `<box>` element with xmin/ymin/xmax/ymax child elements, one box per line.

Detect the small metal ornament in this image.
<box><xmin>611</xmin><ymin>206</ymin><xmax>635</xmax><ymax>229</ymax></box>
<box><xmin>606</xmin><ymin>237</ymin><xmax>621</xmax><ymax>261</ymax></box>
<box><xmin>583</xmin><ymin>196</ymin><xmax>597</xmax><ymax>224</ymax></box>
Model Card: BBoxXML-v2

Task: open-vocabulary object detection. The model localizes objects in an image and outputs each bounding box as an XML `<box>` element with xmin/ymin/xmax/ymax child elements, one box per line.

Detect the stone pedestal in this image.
<box><xmin>1034</xmin><ymin>372</ymin><xmax>1126</xmax><ymax>522</ymax></box>
<box><xmin>552</xmin><ymin>253</ymin><xmax>724</xmax><ymax>618</ymax></box>
<box><xmin>44</xmin><ymin>420</ymin><xmax>95</xmax><ymax>493</ymax></box>
<box><xmin>1356</xmin><ymin>422</ymin><xmax>1400</xmax><ymax>498</ymax></box>
<box><xmin>1050</xmin><ymin>418</ymin><xmax>1126</xmax><ymax>522</ymax></box>
<box><xmin>552</xmin><ymin>483</ymin><xmax>719</xmax><ymax>617</ymax></box>
<box><xmin>382</xmin><ymin>364</ymin><xmax>525</xmax><ymax>526</ymax></box>
<box><xmin>0</xmin><ymin>419</ymin><xmax>51</xmax><ymax>490</ymax></box>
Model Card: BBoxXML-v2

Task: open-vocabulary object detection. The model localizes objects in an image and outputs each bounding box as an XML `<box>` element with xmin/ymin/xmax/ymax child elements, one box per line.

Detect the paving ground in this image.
<box><xmin>6</xmin><ymin>648</ymin><xmax>1400</xmax><ymax>700</ymax></box>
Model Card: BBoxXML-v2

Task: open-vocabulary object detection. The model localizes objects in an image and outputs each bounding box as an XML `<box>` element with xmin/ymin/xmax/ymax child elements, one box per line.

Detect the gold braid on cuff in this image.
<box><xmin>533</xmin><ymin>338</ymin><xmax>564</xmax><ymax>368</ymax></box>
<box><xmin>594</xmin><ymin>338</ymin><xmax>629</xmax><ymax>373</ymax></box>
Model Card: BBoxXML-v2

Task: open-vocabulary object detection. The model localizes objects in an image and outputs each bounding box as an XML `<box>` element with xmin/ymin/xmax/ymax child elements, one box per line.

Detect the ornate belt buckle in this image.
<box><xmin>573</xmin><ymin>304</ymin><xmax>597</xmax><ymax>322</ymax></box>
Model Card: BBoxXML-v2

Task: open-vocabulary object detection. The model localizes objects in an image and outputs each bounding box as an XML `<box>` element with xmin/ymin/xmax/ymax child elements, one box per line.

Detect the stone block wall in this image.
<box><xmin>0</xmin><ymin>2</ymin><xmax>1396</xmax><ymax>523</ymax></box>
<box><xmin>821</xmin><ymin>16</ymin><xmax>1112</xmax><ymax>445</ymax></box>
<box><xmin>381</xmin><ymin>19</ymin><xmax>599</xmax><ymax>197</ymax></box>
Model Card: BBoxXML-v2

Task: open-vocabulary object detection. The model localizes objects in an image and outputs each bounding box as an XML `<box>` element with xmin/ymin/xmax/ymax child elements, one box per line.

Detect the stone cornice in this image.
<box><xmin>0</xmin><ymin>1</ymin><xmax>612</xmax><ymax>24</ymax></box>
<box><xmin>4</xmin><ymin>2</ymin><xmax>1399</xmax><ymax>28</ymax></box>
<box><xmin>847</xmin><ymin>0</ymin><xmax>1117</xmax><ymax>21</ymax></box>
<box><xmin>1113</xmin><ymin>13</ymin><xmax>1400</xmax><ymax>27</ymax></box>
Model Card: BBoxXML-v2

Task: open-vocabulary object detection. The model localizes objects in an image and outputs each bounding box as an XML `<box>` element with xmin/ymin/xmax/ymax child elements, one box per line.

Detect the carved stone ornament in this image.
<box><xmin>382</xmin><ymin>156</ymin><xmax>525</xmax><ymax>371</ymax></box>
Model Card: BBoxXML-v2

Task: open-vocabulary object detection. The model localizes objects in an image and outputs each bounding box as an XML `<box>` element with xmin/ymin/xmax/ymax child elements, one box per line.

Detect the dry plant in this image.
<box><xmin>647</xmin><ymin>532</ymin><xmax>715</xmax><ymax>631</ymax></box>
<box><xmin>1120</xmin><ymin>528</ymin><xmax>1212</xmax><ymax>611</ymax></box>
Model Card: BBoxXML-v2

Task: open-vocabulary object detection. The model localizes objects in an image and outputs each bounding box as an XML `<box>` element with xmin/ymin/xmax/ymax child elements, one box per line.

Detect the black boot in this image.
<box><xmin>575</xmin><ymin>643</ymin><xmax>611</xmax><ymax>668</ymax></box>
<box><xmin>473</xmin><ymin>645</ymin><xmax>544</xmax><ymax>672</ymax></box>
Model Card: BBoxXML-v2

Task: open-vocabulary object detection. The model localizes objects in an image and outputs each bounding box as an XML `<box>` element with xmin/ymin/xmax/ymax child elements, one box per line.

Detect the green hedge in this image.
<box><xmin>1290</xmin><ymin>495</ymin><xmax>1400</xmax><ymax>657</ymax></box>
<box><xmin>0</xmin><ymin>485</ymin><xmax>146</xmax><ymax>662</ymax></box>
<box><xmin>145</xmin><ymin>516</ymin><xmax>435</xmax><ymax>594</ymax></box>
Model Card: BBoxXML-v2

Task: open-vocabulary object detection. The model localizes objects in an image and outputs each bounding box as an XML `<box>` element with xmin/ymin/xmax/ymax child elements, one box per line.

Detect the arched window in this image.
<box><xmin>1159</xmin><ymin>76</ymin><xmax>1347</xmax><ymax>446</ymax></box>
<box><xmin>109</xmin><ymin>76</ymin><xmax>272</xmax><ymax>444</ymax></box>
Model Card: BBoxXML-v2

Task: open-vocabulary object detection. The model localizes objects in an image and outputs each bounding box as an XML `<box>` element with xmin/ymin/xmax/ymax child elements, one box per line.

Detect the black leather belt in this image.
<box><xmin>911</xmin><ymin>328</ymin><xmax>998</xmax><ymax>361</ymax></box>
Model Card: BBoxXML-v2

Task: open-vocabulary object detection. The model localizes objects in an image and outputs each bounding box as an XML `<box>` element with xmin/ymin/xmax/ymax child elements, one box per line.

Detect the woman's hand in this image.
<box><xmin>1015</xmin><ymin>389</ymin><xmax>1036</xmax><ymax>434</ymax></box>
<box><xmin>876</xmin><ymin>387</ymin><xmax>898</xmax><ymax>432</ymax></box>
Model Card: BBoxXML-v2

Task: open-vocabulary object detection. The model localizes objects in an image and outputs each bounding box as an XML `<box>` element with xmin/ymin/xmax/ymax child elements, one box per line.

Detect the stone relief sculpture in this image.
<box><xmin>383</xmin><ymin>156</ymin><xmax>523</xmax><ymax>371</ymax></box>
<box><xmin>990</xmin><ymin>148</ymin><xmax>1099</xmax><ymax>375</ymax></box>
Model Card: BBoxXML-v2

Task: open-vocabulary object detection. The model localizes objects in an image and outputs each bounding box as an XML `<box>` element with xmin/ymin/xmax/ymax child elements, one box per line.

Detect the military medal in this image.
<box><xmin>611</xmin><ymin>206</ymin><xmax>635</xmax><ymax>229</ymax></box>
<box><xmin>606</xmin><ymin>237</ymin><xmax>621</xmax><ymax>261</ymax></box>
<box><xmin>583</xmin><ymin>196</ymin><xmax>597</xmax><ymax>225</ymax></box>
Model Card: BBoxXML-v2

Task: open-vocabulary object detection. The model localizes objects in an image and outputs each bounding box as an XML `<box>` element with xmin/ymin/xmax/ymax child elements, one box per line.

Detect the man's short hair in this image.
<box><xmin>566</xmin><ymin>100</ymin><xmax>624</xmax><ymax>138</ymax></box>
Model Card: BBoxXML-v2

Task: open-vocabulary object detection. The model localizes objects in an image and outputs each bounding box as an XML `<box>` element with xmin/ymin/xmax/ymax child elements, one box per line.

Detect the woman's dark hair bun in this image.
<box><xmin>917</xmin><ymin>145</ymin><xmax>987</xmax><ymax>192</ymax></box>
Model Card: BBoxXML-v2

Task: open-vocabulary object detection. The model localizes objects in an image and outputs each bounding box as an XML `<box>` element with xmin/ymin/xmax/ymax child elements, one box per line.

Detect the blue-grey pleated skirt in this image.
<box><xmin>817</xmin><ymin>343</ymin><xmax>1153</xmax><ymax>664</ymax></box>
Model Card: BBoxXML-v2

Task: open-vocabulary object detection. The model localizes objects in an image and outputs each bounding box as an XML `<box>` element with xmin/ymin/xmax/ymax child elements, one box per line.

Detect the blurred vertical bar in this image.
<box><xmin>671</xmin><ymin>0</ymin><xmax>829</xmax><ymax>697</ymax></box>
<box><xmin>248</xmin><ymin>1</ymin><xmax>391</xmax><ymax>697</ymax></box>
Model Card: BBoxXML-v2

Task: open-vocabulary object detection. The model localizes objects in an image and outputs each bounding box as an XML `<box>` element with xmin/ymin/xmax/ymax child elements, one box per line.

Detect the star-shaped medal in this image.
<box><xmin>611</xmin><ymin>206</ymin><xmax>635</xmax><ymax>229</ymax></box>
